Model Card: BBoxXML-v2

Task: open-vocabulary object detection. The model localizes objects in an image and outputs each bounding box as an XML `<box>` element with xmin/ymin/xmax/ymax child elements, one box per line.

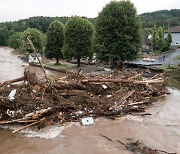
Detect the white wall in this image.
<box><xmin>165</xmin><ymin>33</ymin><xmax>180</xmax><ymax>46</ymax></box>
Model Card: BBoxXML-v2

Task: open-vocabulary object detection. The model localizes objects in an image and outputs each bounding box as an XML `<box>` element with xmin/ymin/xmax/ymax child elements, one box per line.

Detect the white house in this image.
<box><xmin>165</xmin><ymin>26</ymin><xmax>180</xmax><ymax>46</ymax></box>
<box><xmin>28</xmin><ymin>53</ymin><xmax>42</xmax><ymax>63</ymax></box>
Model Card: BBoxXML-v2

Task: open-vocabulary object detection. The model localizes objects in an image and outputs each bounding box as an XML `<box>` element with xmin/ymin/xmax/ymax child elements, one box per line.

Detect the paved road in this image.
<box><xmin>132</xmin><ymin>49</ymin><xmax>180</xmax><ymax>66</ymax></box>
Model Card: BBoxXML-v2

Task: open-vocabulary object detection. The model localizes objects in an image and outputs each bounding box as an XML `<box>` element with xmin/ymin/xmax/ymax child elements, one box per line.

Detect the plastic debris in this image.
<box><xmin>8</xmin><ymin>89</ymin><xmax>17</xmax><ymax>101</ymax></box>
<box><xmin>107</xmin><ymin>95</ymin><xmax>112</xmax><ymax>98</ymax></box>
<box><xmin>81</xmin><ymin>117</ymin><xmax>94</xmax><ymax>126</ymax></box>
<box><xmin>102</xmin><ymin>84</ymin><xmax>108</xmax><ymax>89</ymax></box>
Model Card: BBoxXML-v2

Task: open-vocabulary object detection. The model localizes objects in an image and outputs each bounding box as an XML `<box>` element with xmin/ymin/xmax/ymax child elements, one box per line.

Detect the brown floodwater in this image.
<box><xmin>0</xmin><ymin>47</ymin><xmax>180</xmax><ymax>154</ymax></box>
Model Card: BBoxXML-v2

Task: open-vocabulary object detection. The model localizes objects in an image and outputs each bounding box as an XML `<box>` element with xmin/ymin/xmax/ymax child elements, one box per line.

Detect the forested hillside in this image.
<box><xmin>0</xmin><ymin>16</ymin><xmax>96</xmax><ymax>33</ymax></box>
<box><xmin>140</xmin><ymin>9</ymin><xmax>180</xmax><ymax>28</ymax></box>
<box><xmin>0</xmin><ymin>9</ymin><xmax>179</xmax><ymax>34</ymax></box>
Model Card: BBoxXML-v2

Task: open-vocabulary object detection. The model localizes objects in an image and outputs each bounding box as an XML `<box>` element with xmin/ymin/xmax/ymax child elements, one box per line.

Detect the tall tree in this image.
<box><xmin>21</xmin><ymin>28</ymin><xmax>44</xmax><ymax>54</ymax></box>
<box><xmin>95</xmin><ymin>0</ymin><xmax>141</xmax><ymax>67</ymax></box>
<box><xmin>158</xmin><ymin>26</ymin><xmax>165</xmax><ymax>52</ymax></box>
<box><xmin>45</xmin><ymin>20</ymin><xmax>64</xmax><ymax>64</ymax></box>
<box><xmin>152</xmin><ymin>25</ymin><xmax>159</xmax><ymax>51</ymax></box>
<box><xmin>63</xmin><ymin>16</ymin><xmax>94</xmax><ymax>67</ymax></box>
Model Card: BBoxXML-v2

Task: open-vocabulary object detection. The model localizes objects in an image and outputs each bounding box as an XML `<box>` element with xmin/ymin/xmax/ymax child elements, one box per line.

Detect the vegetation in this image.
<box><xmin>8</xmin><ymin>32</ymin><xmax>22</xmax><ymax>49</ymax></box>
<box><xmin>152</xmin><ymin>26</ymin><xmax>172</xmax><ymax>52</ymax></box>
<box><xmin>95</xmin><ymin>0</ymin><xmax>141</xmax><ymax>67</ymax></box>
<box><xmin>45</xmin><ymin>20</ymin><xmax>64</xmax><ymax>64</ymax></box>
<box><xmin>161</xmin><ymin>65</ymin><xmax>180</xmax><ymax>90</ymax></box>
<box><xmin>0</xmin><ymin>16</ymin><xmax>95</xmax><ymax>33</ymax></box>
<box><xmin>63</xmin><ymin>16</ymin><xmax>94</xmax><ymax>67</ymax></box>
<box><xmin>140</xmin><ymin>9</ymin><xmax>180</xmax><ymax>28</ymax></box>
<box><xmin>21</xmin><ymin>28</ymin><xmax>44</xmax><ymax>53</ymax></box>
<box><xmin>0</xmin><ymin>27</ymin><xmax>10</xmax><ymax>46</ymax></box>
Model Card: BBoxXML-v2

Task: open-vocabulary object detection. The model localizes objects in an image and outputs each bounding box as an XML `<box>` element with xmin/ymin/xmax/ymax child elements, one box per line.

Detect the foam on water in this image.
<box><xmin>0</xmin><ymin>122</ymin><xmax>80</xmax><ymax>139</ymax></box>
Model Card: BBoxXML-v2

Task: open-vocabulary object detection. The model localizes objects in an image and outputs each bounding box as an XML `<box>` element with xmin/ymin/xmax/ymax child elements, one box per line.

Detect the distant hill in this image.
<box><xmin>0</xmin><ymin>9</ymin><xmax>180</xmax><ymax>33</ymax></box>
<box><xmin>0</xmin><ymin>16</ymin><xmax>96</xmax><ymax>33</ymax></box>
<box><xmin>140</xmin><ymin>9</ymin><xmax>180</xmax><ymax>29</ymax></box>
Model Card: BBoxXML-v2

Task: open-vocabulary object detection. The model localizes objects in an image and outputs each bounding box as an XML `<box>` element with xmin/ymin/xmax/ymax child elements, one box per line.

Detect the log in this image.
<box><xmin>27</xmin><ymin>37</ymin><xmax>50</xmax><ymax>85</ymax></box>
<box><xmin>13</xmin><ymin>118</ymin><xmax>45</xmax><ymax>133</ymax></box>
<box><xmin>109</xmin><ymin>90</ymin><xmax>135</xmax><ymax>110</ymax></box>
<box><xmin>81</xmin><ymin>78</ymin><xmax>164</xmax><ymax>84</ymax></box>
<box><xmin>127</xmin><ymin>101</ymin><xmax>145</xmax><ymax>106</ymax></box>
<box><xmin>128</xmin><ymin>74</ymin><xmax>142</xmax><ymax>80</ymax></box>
<box><xmin>0</xmin><ymin>76</ymin><xmax>25</xmax><ymax>86</ymax></box>
<box><xmin>81</xmin><ymin>78</ymin><xmax>135</xmax><ymax>83</ymax></box>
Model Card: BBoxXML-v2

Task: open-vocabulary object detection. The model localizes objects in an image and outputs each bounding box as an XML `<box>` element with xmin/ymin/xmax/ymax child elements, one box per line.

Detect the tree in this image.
<box><xmin>152</xmin><ymin>25</ymin><xmax>159</xmax><ymax>51</ymax></box>
<box><xmin>158</xmin><ymin>26</ymin><xmax>165</xmax><ymax>52</ymax></box>
<box><xmin>8</xmin><ymin>32</ymin><xmax>22</xmax><ymax>49</ymax></box>
<box><xmin>95</xmin><ymin>0</ymin><xmax>141</xmax><ymax>67</ymax></box>
<box><xmin>0</xmin><ymin>27</ymin><xmax>10</xmax><ymax>46</ymax></box>
<box><xmin>21</xmin><ymin>28</ymin><xmax>44</xmax><ymax>53</ymax></box>
<box><xmin>45</xmin><ymin>20</ymin><xmax>64</xmax><ymax>64</ymax></box>
<box><xmin>167</xmin><ymin>32</ymin><xmax>172</xmax><ymax>47</ymax></box>
<box><xmin>63</xmin><ymin>16</ymin><xmax>94</xmax><ymax>67</ymax></box>
<box><xmin>152</xmin><ymin>26</ymin><xmax>172</xmax><ymax>52</ymax></box>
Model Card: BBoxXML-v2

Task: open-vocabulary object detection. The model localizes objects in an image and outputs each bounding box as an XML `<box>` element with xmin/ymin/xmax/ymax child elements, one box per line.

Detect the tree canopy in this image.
<box><xmin>21</xmin><ymin>28</ymin><xmax>44</xmax><ymax>53</ymax></box>
<box><xmin>0</xmin><ymin>27</ymin><xmax>10</xmax><ymax>46</ymax></box>
<box><xmin>95</xmin><ymin>0</ymin><xmax>141</xmax><ymax>67</ymax></box>
<box><xmin>8</xmin><ymin>32</ymin><xmax>22</xmax><ymax>49</ymax></box>
<box><xmin>63</xmin><ymin>16</ymin><xmax>94</xmax><ymax>66</ymax></box>
<box><xmin>45</xmin><ymin>20</ymin><xmax>64</xmax><ymax>64</ymax></box>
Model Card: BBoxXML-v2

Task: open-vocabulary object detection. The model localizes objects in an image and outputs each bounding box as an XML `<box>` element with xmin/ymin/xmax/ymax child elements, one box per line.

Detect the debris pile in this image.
<box><xmin>0</xmin><ymin>69</ymin><xmax>169</xmax><ymax>132</ymax></box>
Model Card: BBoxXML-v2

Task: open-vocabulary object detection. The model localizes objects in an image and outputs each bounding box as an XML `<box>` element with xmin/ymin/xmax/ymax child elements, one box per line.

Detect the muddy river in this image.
<box><xmin>0</xmin><ymin>47</ymin><xmax>180</xmax><ymax>154</ymax></box>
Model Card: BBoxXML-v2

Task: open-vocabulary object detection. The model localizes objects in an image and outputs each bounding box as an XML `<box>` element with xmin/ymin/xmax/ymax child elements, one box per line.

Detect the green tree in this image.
<box><xmin>21</xmin><ymin>28</ymin><xmax>44</xmax><ymax>53</ymax></box>
<box><xmin>63</xmin><ymin>16</ymin><xmax>94</xmax><ymax>67</ymax></box>
<box><xmin>158</xmin><ymin>26</ymin><xmax>165</xmax><ymax>52</ymax></box>
<box><xmin>152</xmin><ymin>25</ymin><xmax>159</xmax><ymax>51</ymax></box>
<box><xmin>0</xmin><ymin>27</ymin><xmax>9</xmax><ymax>46</ymax></box>
<box><xmin>95</xmin><ymin>0</ymin><xmax>141</xmax><ymax>67</ymax></box>
<box><xmin>45</xmin><ymin>20</ymin><xmax>64</xmax><ymax>64</ymax></box>
<box><xmin>8</xmin><ymin>32</ymin><xmax>22</xmax><ymax>49</ymax></box>
<box><xmin>167</xmin><ymin>32</ymin><xmax>172</xmax><ymax>47</ymax></box>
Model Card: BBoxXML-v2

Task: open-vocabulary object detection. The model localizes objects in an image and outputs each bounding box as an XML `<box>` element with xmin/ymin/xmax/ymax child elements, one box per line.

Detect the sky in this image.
<box><xmin>0</xmin><ymin>0</ymin><xmax>180</xmax><ymax>22</ymax></box>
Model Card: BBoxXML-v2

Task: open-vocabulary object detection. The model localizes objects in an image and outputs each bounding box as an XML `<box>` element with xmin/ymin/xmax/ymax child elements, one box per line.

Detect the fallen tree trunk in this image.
<box><xmin>81</xmin><ymin>78</ymin><xmax>164</xmax><ymax>84</ymax></box>
<box><xmin>0</xmin><ymin>76</ymin><xmax>25</xmax><ymax>87</ymax></box>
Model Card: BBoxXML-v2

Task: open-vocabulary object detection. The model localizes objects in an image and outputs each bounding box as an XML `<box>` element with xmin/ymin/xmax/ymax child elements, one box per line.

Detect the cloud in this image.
<box><xmin>0</xmin><ymin>0</ymin><xmax>179</xmax><ymax>22</ymax></box>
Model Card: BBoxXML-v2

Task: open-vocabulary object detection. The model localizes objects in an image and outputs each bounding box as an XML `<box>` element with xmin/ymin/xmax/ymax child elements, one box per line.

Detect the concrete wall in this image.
<box><xmin>165</xmin><ymin>33</ymin><xmax>180</xmax><ymax>46</ymax></box>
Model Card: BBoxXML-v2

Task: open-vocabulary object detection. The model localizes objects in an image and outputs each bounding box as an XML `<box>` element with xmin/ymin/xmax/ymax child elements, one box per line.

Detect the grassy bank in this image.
<box><xmin>160</xmin><ymin>65</ymin><xmax>180</xmax><ymax>89</ymax></box>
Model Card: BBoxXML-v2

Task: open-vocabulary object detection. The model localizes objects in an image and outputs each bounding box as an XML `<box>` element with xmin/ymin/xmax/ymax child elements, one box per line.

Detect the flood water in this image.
<box><xmin>0</xmin><ymin>47</ymin><xmax>180</xmax><ymax>154</ymax></box>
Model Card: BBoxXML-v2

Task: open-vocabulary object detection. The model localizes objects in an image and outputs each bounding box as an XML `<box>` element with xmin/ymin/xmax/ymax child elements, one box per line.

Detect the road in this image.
<box><xmin>132</xmin><ymin>49</ymin><xmax>180</xmax><ymax>66</ymax></box>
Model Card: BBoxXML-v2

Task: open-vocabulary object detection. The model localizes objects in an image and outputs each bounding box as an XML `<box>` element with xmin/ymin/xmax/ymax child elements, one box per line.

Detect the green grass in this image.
<box><xmin>162</xmin><ymin>65</ymin><xmax>180</xmax><ymax>90</ymax></box>
<box><xmin>173</xmin><ymin>55</ymin><xmax>180</xmax><ymax>61</ymax></box>
<box><xmin>45</xmin><ymin>63</ymin><xmax>77</xmax><ymax>71</ymax></box>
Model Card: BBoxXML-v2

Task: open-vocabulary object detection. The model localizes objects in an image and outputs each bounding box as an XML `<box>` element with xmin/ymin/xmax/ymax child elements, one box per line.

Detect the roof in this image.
<box><xmin>165</xmin><ymin>26</ymin><xmax>180</xmax><ymax>33</ymax></box>
<box><xmin>143</xmin><ymin>36</ymin><xmax>151</xmax><ymax>45</ymax></box>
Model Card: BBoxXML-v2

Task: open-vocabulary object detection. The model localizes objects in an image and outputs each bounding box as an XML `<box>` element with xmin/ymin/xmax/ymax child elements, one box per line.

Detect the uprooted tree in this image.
<box><xmin>63</xmin><ymin>16</ymin><xmax>94</xmax><ymax>67</ymax></box>
<box><xmin>45</xmin><ymin>20</ymin><xmax>64</xmax><ymax>64</ymax></box>
<box><xmin>95</xmin><ymin>1</ymin><xmax>141</xmax><ymax>67</ymax></box>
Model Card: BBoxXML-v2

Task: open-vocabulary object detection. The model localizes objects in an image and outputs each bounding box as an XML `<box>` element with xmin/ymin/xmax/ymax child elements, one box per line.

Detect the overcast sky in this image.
<box><xmin>0</xmin><ymin>0</ymin><xmax>180</xmax><ymax>22</ymax></box>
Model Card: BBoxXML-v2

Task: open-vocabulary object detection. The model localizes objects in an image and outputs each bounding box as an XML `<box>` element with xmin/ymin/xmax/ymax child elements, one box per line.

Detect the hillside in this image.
<box><xmin>0</xmin><ymin>16</ymin><xmax>96</xmax><ymax>33</ymax></box>
<box><xmin>140</xmin><ymin>9</ymin><xmax>180</xmax><ymax>28</ymax></box>
<box><xmin>0</xmin><ymin>9</ymin><xmax>180</xmax><ymax>34</ymax></box>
